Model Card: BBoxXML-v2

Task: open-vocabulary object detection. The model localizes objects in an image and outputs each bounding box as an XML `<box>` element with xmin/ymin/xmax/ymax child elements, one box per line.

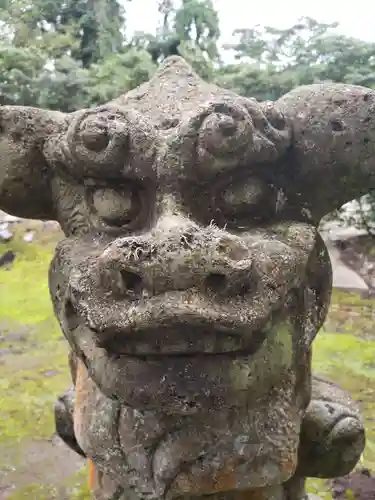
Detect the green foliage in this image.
<box><xmin>0</xmin><ymin>0</ymin><xmax>221</xmax><ymax>108</ymax></box>
<box><xmin>2</xmin><ymin>2</ymin><xmax>375</xmax><ymax>109</ymax></box>
<box><xmin>0</xmin><ymin>0</ymin><xmax>133</xmax><ymax>110</ymax></box>
<box><xmin>128</xmin><ymin>0</ymin><xmax>220</xmax><ymax>80</ymax></box>
<box><xmin>174</xmin><ymin>0</ymin><xmax>220</xmax><ymax>59</ymax></box>
<box><xmin>216</xmin><ymin>16</ymin><xmax>375</xmax><ymax>100</ymax></box>
<box><xmin>87</xmin><ymin>49</ymin><xmax>156</xmax><ymax>106</ymax></box>
<box><xmin>37</xmin><ymin>56</ymin><xmax>92</xmax><ymax>112</ymax></box>
<box><xmin>0</xmin><ymin>44</ymin><xmax>45</xmax><ymax>105</ymax></box>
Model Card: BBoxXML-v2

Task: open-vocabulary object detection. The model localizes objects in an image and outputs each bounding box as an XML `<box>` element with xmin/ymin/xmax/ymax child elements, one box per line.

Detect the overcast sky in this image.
<box><xmin>126</xmin><ymin>0</ymin><xmax>375</xmax><ymax>46</ymax></box>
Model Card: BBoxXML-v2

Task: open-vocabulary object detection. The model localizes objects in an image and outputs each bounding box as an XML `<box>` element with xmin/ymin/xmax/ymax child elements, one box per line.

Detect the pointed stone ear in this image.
<box><xmin>275</xmin><ymin>83</ymin><xmax>375</xmax><ymax>223</ymax></box>
<box><xmin>0</xmin><ymin>105</ymin><xmax>66</xmax><ymax>220</ymax></box>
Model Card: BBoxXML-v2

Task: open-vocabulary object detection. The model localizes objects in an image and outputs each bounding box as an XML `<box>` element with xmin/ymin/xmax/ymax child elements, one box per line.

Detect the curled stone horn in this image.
<box><xmin>44</xmin><ymin>106</ymin><xmax>158</xmax><ymax>180</ymax></box>
<box><xmin>66</xmin><ymin>107</ymin><xmax>129</xmax><ymax>167</ymax></box>
<box><xmin>275</xmin><ymin>83</ymin><xmax>375</xmax><ymax>222</ymax></box>
<box><xmin>169</xmin><ymin>98</ymin><xmax>292</xmax><ymax>178</ymax></box>
<box><xmin>0</xmin><ymin>105</ymin><xmax>65</xmax><ymax>220</ymax></box>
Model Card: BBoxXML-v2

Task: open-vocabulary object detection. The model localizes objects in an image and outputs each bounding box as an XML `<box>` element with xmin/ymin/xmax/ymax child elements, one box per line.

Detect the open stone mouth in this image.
<box><xmin>95</xmin><ymin>321</ymin><xmax>270</xmax><ymax>358</ymax></box>
<box><xmin>66</xmin><ymin>285</ymin><xmax>284</xmax><ymax>359</ymax></box>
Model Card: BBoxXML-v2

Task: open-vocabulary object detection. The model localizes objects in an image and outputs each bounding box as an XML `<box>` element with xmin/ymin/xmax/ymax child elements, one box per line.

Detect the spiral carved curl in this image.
<box><xmin>44</xmin><ymin>106</ymin><xmax>158</xmax><ymax>180</ymax></box>
<box><xmin>171</xmin><ymin>99</ymin><xmax>292</xmax><ymax>178</ymax></box>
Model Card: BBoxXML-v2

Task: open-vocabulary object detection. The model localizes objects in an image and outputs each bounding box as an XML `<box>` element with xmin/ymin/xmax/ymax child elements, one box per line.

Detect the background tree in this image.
<box><xmin>0</xmin><ymin>0</ymin><xmax>150</xmax><ymax>110</ymax></box>
<box><xmin>216</xmin><ymin>17</ymin><xmax>375</xmax><ymax>100</ymax></box>
<box><xmin>129</xmin><ymin>0</ymin><xmax>220</xmax><ymax>79</ymax></box>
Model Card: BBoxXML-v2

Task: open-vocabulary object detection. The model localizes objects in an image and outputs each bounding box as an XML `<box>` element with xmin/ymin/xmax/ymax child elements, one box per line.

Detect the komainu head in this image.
<box><xmin>0</xmin><ymin>57</ymin><xmax>372</xmax><ymax>498</ymax></box>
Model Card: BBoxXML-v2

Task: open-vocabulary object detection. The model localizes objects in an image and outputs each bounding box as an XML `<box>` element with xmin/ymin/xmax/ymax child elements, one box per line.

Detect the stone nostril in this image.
<box><xmin>64</xmin><ymin>299</ymin><xmax>81</xmax><ymax>331</ymax></box>
<box><xmin>205</xmin><ymin>273</ymin><xmax>227</xmax><ymax>293</ymax></box>
<box><xmin>238</xmin><ymin>283</ymin><xmax>252</xmax><ymax>296</ymax></box>
<box><xmin>120</xmin><ymin>270</ymin><xmax>143</xmax><ymax>294</ymax></box>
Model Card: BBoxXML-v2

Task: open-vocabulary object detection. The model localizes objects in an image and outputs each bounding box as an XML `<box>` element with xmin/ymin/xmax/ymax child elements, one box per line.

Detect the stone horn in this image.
<box><xmin>275</xmin><ymin>83</ymin><xmax>375</xmax><ymax>223</ymax></box>
<box><xmin>0</xmin><ymin>105</ymin><xmax>67</xmax><ymax>220</ymax></box>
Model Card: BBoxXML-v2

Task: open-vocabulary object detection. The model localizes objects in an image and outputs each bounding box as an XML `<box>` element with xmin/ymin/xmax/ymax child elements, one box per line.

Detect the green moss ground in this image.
<box><xmin>0</xmin><ymin>230</ymin><xmax>90</xmax><ymax>498</ymax></box>
<box><xmin>0</xmin><ymin>231</ymin><xmax>374</xmax><ymax>499</ymax></box>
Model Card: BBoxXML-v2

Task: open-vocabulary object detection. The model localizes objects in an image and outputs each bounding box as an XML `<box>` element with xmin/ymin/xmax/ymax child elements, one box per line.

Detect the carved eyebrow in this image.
<box><xmin>44</xmin><ymin>106</ymin><xmax>158</xmax><ymax>183</ymax></box>
<box><xmin>167</xmin><ymin>99</ymin><xmax>292</xmax><ymax>183</ymax></box>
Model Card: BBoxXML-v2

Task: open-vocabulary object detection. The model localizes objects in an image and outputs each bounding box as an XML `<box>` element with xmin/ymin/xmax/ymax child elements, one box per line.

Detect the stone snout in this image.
<box><xmin>50</xmin><ymin>214</ymin><xmax>321</xmax><ymax>495</ymax></box>
<box><xmin>51</xmin><ymin>211</ymin><xmax>317</xmax><ymax>415</ymax></box>
<box><xmin>95</xmin><ymin>214</ymin><xmax>258</xmax><ymax>354</ymax></box>
<box><xmin>78</xmin><ymin>213</ymin><xmax>308</xmax><ymax>356</ymax></box>
<box><xmin>98</xmin><ymin>214</ymin><xmax>254</xmax><ymax>301</ymax></box>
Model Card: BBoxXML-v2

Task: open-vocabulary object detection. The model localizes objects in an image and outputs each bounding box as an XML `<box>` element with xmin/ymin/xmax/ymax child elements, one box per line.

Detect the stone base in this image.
<box><xmin>89</xmin><ymin>463</ymin><xmax>312</xmax><ymax>500</ymax></box>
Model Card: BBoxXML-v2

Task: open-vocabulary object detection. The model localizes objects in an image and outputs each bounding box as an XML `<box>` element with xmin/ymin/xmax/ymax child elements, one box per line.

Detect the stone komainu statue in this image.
<box><xmin>0</xmin><ymin>57</ymin><xmax>372</xmax><ymax>499</ymax></box>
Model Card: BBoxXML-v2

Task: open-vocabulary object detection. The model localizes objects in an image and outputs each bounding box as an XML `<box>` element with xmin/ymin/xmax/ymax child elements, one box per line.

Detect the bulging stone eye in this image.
<box><xmin>92</xmin><ymin>187</ymin><xmax>139</xmax><ymax>227</ymax></box>
<box><xmin>219</xmin><ymin>176</ymin><xmax>284</xmax><ymax>225</ymax></box>
<box><xmin>223</xmin><ymin>177</ymin><xmax>266</xmax><ymax>208</ymax></box>
<box><xmin>80</xmin><ymin>118</ymin><xmax>110</xmax><ymax>152</ymax></box>
<box><xmin>198</xmin><ymin>109</ymin><xmax>253</xmax><ymax>161</ymax></box>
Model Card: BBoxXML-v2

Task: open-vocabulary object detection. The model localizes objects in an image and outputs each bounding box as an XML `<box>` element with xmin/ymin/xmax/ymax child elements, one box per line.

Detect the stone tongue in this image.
<box><xmin>109</xmin><ymin>56</ymin><xmax>237</xmax><ymax>127</ymax></box>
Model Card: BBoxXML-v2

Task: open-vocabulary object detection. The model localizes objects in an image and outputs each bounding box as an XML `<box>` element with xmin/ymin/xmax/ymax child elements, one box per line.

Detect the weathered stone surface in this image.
<box><xmin>56</xmin><ymin>369</ymin><xmax>365</xmax><ymax>499</ymax></box>
<box><xmin>0</xmin><ymin>56</ymin><xmax>373</xmax><ymax>499</ymax></box>
<box><xmin>297</xmin><ymin>375</ymin><xmax>365</xmax><ymax>479</ymax></box>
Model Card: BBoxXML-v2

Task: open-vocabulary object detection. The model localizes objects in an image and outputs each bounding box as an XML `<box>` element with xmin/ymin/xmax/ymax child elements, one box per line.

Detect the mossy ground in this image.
<box><xmin>0</xmin><ymin>226</ymin><xmax>90</xmax><ymax>499</ymax></box>
<box><xmin>0</xmin><ymin>227</ymin><xmax>374</xmax><ymax>499</ymax></box>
